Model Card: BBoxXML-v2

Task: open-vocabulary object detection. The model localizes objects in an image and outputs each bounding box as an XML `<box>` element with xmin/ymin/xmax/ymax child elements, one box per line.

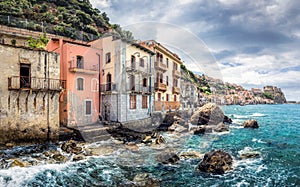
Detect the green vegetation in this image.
<box><xmin>263</xmin><ymin>92</ymin><xmax>274</xmax><ymax>100</ymax></box>
<box><xmin>28</xmin><ymin>32</ymin><xmax>49</xmax><ymax>49</ymax></box>
<box><xmin>0</xmin><ymin>0</ymin><xmax>134</xmax><ymax>41</ymax></box>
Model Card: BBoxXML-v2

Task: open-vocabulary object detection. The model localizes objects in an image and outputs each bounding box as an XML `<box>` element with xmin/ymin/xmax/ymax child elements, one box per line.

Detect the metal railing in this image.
<box><xmin>154</xmin><ymin>82</ymin><xmax>167</xmax><ymax>91</ymax></box>
<box><xmin>69</xmin><ymin>60</ymin><xmax>98</xmax><ymax>72</ymax></box>
<box><xmin>154</xmin><ymin>61</ymin><xmax>167</xmax><ymax>72</ymax></box>
<box><xmin>8</xmin><ymin>76</ymin><xmax>66</xmax><ymax>91</ymax></box>
<box><xmin>100</xmin><ymin>83</ymin><xmax>117</xmax><ymax>92</ymax></box>
<box><xmin>127</xmin><ymin>84</ymin><xmax>152</xmax><ymax>93</ymax></box>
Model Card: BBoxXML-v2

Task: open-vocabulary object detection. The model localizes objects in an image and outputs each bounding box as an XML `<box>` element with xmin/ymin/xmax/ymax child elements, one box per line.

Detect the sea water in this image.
<box><xmin>0</xmin><ymin>104</ymin><xmax>299</xmax><ymax>186</ymax></box>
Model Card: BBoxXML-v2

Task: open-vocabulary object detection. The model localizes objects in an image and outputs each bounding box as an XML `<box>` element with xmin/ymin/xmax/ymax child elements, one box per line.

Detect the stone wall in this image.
<box><xmin>0</xmin><ymin>44</ymin><xmax>60</xmax><ymax>145</ymax></box>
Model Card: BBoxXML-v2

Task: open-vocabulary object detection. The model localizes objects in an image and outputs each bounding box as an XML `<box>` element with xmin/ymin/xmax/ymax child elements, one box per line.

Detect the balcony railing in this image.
<box><xmin>173</xmin><ymin>86</ymin><xmax>181</xmax><ymax>94</ymax></box>
<box><xmin>127</xmin><ymin>84</ymin><xmax>152</xmax><ymax>94</ymax></box>
<box><xmin>126</xmin><ymin>60</ymin><xmax>150</xmax><ymax>75</ymax></box>
<box><xmin>154</xmin><ymin>82</ymin><xmax>167</xmax><ymax>92</ymax></box>
<box><xmin>154</xmin><ymin>61</ymin><xmax>167</xmax><ymax>72</ymax></box>
<box><xmin>173</xmin><ymin>70</ymin><xmax>181</xmax><ymax>78</ymax></box>
<box><xmin>8</xmin><ymin>76</ymin><xmax>66</xmax><ymax>91</ymax></box>
<box><xmin>100</xmin><ymin>83</ymin><xmax>117</xmax><ymax>92</ymax></box>
<box><xmin>69</xmin><ymin>61</ymin><xmax>99</xmax><ymax>74</ymax></box>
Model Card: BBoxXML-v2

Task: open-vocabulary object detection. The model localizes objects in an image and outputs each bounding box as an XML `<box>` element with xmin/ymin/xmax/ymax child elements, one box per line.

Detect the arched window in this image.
<box><xmin>77</xmin><ymin>77</ymin><xmax>84</xmax><ymax>90</ymax></box>
<box><xmin>106</xmin><ymin>73</ymin><xmax>112</xmax><ymax>91</ymax></box>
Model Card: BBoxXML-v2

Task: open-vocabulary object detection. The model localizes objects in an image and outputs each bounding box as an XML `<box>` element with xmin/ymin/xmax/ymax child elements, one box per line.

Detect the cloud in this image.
<box><xmin>90</xmin><ymin>0</ymin><xmax>300</xmax><ymax>101</ymax></box>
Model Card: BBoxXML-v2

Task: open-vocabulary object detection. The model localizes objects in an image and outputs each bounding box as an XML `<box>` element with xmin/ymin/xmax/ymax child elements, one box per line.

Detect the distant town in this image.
<box><xmin>0</xmin><ymin>24</ymin><xmax>287</xmax><ymax>146</ymax></box>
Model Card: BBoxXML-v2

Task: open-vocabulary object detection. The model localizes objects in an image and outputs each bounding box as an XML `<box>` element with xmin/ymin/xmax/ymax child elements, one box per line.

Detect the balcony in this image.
<box><xmin>173</xmin><ymin>86</ymin><xmax>181</xmax><ymax>94</ymax></box>
<box><xmin>154</xmin><ymin>82</ymin><xmax>167</xmax><ymax>92</ymax></box>
<box><xmin>69</xmin><ymin>61</ymin><xmax>98</xmax><ymax>74</ymax></box>
<box><xmin>173</xmin><ymin>70</ymin><xmax>181</xmax><ymax>78</ymax></box>
<box><xmin>127</xmin><ymin>84</ymin><xmax>152</xmax><ymax>94</ymax></box>
<box><xmin>100</xmin><ymin>83</ymin><xmax>117</xmax><ymax>93</ymax></box>
<box><xmin>126</xmin><ymin>61</ymin><xmax>150</xmax><ymax>76</ymax></box>
<box><xmin>154</xmin><ymin>61</ymin><xmax>167</xmax><ymax>72</ymax></box>
<box><xmin>8</xmin><ymin>76</ymin><xmax>66</xmax><ymax>91</ymax></box>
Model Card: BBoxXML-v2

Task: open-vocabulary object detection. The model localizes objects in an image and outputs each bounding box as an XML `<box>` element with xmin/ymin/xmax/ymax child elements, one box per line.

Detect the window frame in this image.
<box><xmin>105</xmin><ymin>52</ymin><xmax>111</xmax><ymax>64</ymax></box>
<box><xmin>85</xmin><ymin>99</ymin><xmax>92</xmax><ymax>116</ymax></box>
<box><xmin>129</xmin><ymin>94</ymin><xmax>137</xmax><ymax>109</ymax></box>
<box><xmin>76</xmin><ymin>77</ymin><xmax>84</xmax><ymax>91</ymax></box>
<box><xmin>142</xmin><ymin>95</ymin><xmax>148</xmax><ymax>109</ymax></box>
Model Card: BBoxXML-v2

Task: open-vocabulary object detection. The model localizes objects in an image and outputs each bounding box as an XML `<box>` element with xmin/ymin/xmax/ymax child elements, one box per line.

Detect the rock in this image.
<box><xmin>168</xmin><ymin>123</ymin><xmax>187</xmax><ymax>133</ymax></box>
<box><xmin>156</xmin><ymin>151</ymin><xmax>180</xmax><ymax>164</ymax></box>
<box><xmin>133</xmin><ymin>173</ymin><xmax>159</xmax><ymax>187</ymax></box>
<box><xmin>243</xmin><ymin>119</ymin><xmax>259</xmax><ymax>128</ymax></box>
<box><xmin>73</xmin><ymin>154</ymin><xmax>85</xmax><ymax>161</ymax></box>
<box><xmin>191</xmin><ymin>126</ymin><xmax>206</xmax><ymax>135</ymax></box>
<box><xmin>125</xmin><ymin>142</ymin><xmax>139</xmax><ymax>151</ymax></box>
<box><xmin>154</xmin><ymin>135</ymin><xmax>165</xmax><ymax>145</ymax></box>
<box><xmin>223</xmin><ymin>115</ymin><xmax>232</xmax><ymax>124</ymax></box>
<box><xmin>10</xmin><ymin>159</ymin><xmax>27</xmax><ymax>167</ymax></box>
<box><xmin>5</xmin><ymin>143</ymin><xmax>14</xmax><ymax>149</ymax></box>
<box><xmin>190</xmin><ymin>103</ymin><xmax>224</xmax><ymax>126</ymax></box>
<box><xmin>142</xmin><ymin>135</ymin><xmax>152</xmax><ymax>144</ymax></box>
<box><xmin>239</xmin><ymin>147</ymin><xmax>261</xmax><ymax>159</ymax></box>
<box><xmin>197</xmin><ymin>150</ymin><xmax>233</xmax><ymax>174</ymax></box>
<box><xmin>61</xmin><ymin>140</ymin><xmax>83</xmax><ymax>154</ymax></box>
<box><xmin>52</xmin><ymin>154</ymin><xmax>67</xmax><ymax>163</ymax></box>
<box><xmin>179</xmin><ymin>151</ymin><xmax>202</xmax><ymax>159</ymax></box>
<box><xmin>214</xmin><ymin>123</ymin><xmax>229</xmax><ymax>132</ymax></box>
<box><xmin>90</xmin><ymin>146</ymin><xmax>114</xmax><ymax>156</ymax></box>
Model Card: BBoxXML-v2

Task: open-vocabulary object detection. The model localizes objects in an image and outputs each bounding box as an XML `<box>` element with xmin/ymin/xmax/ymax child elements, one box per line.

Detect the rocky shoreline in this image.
<box><xmin>0</xmin><ymin>103</ymin><xmax>261</xmax><ymax>181</ymax></box>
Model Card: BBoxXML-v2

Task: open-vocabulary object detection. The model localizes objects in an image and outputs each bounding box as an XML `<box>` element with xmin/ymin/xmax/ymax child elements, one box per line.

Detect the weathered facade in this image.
<box><xmin>90</xmin><ymin>35</ymin><xmax>155</xmax><ymax>123</ymax></box>
<box><xmin>180</xmin><ymin>70</ymin><xmax>199</xmax><ymax>109</ymax></box>
<box><xmin>0</xmin><ymin>43</ymin><xmax>63</xmax><ymax>145</ymax></box>
<box><xmin>141</xmin><ymin>40</ymin><xmax>182</xmax><ymax>112</ymax></box>
<box><xmin>47</xmin><ymin>38</ymin><xmax>101</xmax><ymax>127</ymax></box>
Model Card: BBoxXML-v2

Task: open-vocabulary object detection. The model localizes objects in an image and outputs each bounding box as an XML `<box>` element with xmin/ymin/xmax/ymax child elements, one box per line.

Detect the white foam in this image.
<box><xmin>251</xmin><ymin>113</ymin><xmax>266</xmax><ymax>117</ymax></box>
<box><xmin>233</xmin><ymin>114</ymin><xmax>249</xmax><ymax>119</ymax></box>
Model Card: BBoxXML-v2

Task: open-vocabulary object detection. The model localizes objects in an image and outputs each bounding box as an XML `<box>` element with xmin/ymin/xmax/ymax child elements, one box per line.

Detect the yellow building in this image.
<box><xmin>141</xmin><ymin>40</ymin><xmax>182</xmax><ymax>111</ymax></box>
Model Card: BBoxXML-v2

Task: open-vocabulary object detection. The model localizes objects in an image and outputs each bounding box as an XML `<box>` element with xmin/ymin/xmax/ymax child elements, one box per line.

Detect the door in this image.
<box><xmin>104</xmin><ymin>104</ymin><xmax>110</xmax><ymax>121</ymax></box>
<box><xmin>107</xmin><ymin>73</ymin><xmax>112</xmax><ymax>91</ymax></box>
<box><xmin>20</xmin><ymin>63</ymin><xmax>31</xmax><ymax>88</ymax></box>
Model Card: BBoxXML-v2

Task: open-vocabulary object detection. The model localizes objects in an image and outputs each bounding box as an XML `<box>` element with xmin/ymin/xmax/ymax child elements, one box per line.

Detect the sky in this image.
<box><xmin>90</xmin><ymin>0</ymin><xmax>300</xmax><ymax>101</ymax></box>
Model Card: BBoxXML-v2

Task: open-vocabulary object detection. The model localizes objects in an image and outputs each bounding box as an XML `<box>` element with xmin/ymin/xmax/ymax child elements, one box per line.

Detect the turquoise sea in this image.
<box><xmin>0</xmin><ymin>104</ymin><xmax>299</xmax><ymax>186</ymax></box>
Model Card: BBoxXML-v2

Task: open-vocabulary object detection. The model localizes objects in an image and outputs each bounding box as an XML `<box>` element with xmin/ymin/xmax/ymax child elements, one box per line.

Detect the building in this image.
<box><xmin>141</xmin><ymin>40</ymin><xmax>182</xmax><ymax>112</ymax></box>
<box><xmin>47</xmin><ymin>38</ymin><xmax>101</xmax><ymax>127</ymax></box>
<box><xmin>180</xmin><ymin>70</ymin><xmax>199</xmax><ymax>109</ymax></box>
<box><xmin>0</xmin><ymin>42</ymin><xmax>63</xmax><ymax>144</ymax></box>
<box><xmin>90</xmin><ymin>35</ymin><xmax>155</xmax><ymax>123</ymax></box>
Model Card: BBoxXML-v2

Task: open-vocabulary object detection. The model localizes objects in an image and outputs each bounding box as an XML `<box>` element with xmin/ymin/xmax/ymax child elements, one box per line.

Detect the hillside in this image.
<box><xmin>0</xmin><ymin>0</ymin><xmax>130</xmax><ymax>41</ymax></box>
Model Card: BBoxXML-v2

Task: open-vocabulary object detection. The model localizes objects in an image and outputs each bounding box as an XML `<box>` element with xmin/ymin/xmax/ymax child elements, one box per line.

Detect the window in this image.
<box><xmin>173</xmin><ymin>62</ymin><xmax>177</xmax><ymax>70</ymax></box>
<box><xmin>143</xmin><ymin>78</ymin><xmax>147</xmax><ymax>87</ymax></box>
<box><xmin>140</xmin><ymin>58</ymin><xmax>144</xmax><ymax>67</ymax></box>
<box><xmin>77</xmin><ymin>77</ymin><xmax>84</xmax><ymax>90</ymax></box>
<box><xmin>158</xmin><ymin>93</ymin><xmax>161</xmax><ymax>101</ymax></box>
<box><xmin>76</xmin><ymin>56</ymin><xmax>84</xmax><ymax>69</ymax></box>
<box><xmin>20</xmin><ymin>63</ymin><xmax>31</xmax><ymax>88</ymax></box>
<box><xmin>130</xmin><ymin>95</ymin><xmax>136</xmax><ymax>109</ymax></box>
<box><xmin>174</xmin><ymin>95</ymin><xmax>177</xmax><ymax>102</ymax></box>
<box><xmin>106</xmin><ymin>52</ymin><xmax>111</xmax><ymax>63</ymax></box>
<box><xmin>166</xmin><ymin>94</ymin><xmax>169</xmax><ymax>101</ymax></box>
<box><xmin>173</xmin><ymin>79</ymin><xmax>178</xmax><ymax>87</ymax></box>
<box><xmin>129</xmin><ymin>75</ymin><xmax>135</xmax><ymax>91</ymax></box>
<box><xmin>160</xmin><ymin>74</ymin><xmax>163</xmax><ymax>83</ymax></box>
<box><xmin>106</xmin><ymin>73</ymin><xmax>112</xmax><ymax>91</ymax></box>
<box><xmin>91</xmin><ymin>78</ymin><xmax>99</xmax><ymax>92</ymax></box>
<box><xmin>166</xmin><ymin>58</ymin><xmax>169</xmax><ymax>68</ymax></box>
<box><xmin>142</xmin><ymin>95</ymin><xmax>148</xmax><ymax>108</ymax></box>
<box><xmin>131</xmin><ymin>55</ymin><xmax>136</xmax><ymax>69</ymax></box>
<box><xmin>85</xmin><ymin>100</ymin><xmax>92</xmax><ymax>115</ymax></box>
<box><xmin>166</xmin><ymin>76</ymin><xmax>169</xmax><ymax>86</ymax></box>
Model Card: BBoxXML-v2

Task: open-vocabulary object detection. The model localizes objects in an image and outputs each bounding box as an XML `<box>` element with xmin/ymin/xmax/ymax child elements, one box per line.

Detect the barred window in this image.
<box><xmin>130</xmin><ymin>95</ymin><xmax>136</xmax><ymax>109</ymax></box>
<box><xmin>142</xmin><ymin>95</ymin><xmax>148</xmax><ymax>109</ymax></box>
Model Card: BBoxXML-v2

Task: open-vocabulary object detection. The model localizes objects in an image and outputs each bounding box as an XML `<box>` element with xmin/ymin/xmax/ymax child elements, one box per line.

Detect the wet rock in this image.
<box><xmin>142</xmin><ymin>135</ymin><xmax>152</xmax><ymax>144</ymax></box>
<box><xmin>168</xmin><ymin>123</ymin><xmax>187</xmax><ymax>133</ymax></box>
<box><xmin>73</xmin><ymin>154</ymin><xmax>85</xmax><ymax>161</ymax></box>
<box><xmin>61</xmin><ymin>140</ymin><xmax>83</xmax><ymax>154</ymax></box>
<box><xmin>90</xmin><ymin>146</ymin><xmax>114</xmax><ymax>156</ymax></box>
<box><xmin>214</xmin><ymin>123</ymin><xmax>229</xmax><ymax>132</ymax></box>
<box><xmin>5</xmin><ymin>143</ymin><xmax>14</xmax><ymax>149</ymax></box>
<box><xmin>133</xmin><ymin>173</ymin><xmax>159</xmax><ymax>187</ymax></box>
<box><xmin>156</xmin><ymin>151</ymin><xmax>180</xmax><ymax>164</ymax></box>
<box><xmin>190</xmin><ymin>103</ymin><xmax>224</xmax><ymax>126</ymax></box>
<box><xmin>239</xmin><ymin>148</ymin><xmax>261</xmax><ymax>159</ymax></box>
<box><xmin>179</xmin><ymin>151</ymin><xmax>202</xmax><ymax>159</ymax></box>
<box><xmin>10</xmin><ymin>159</ymin><xmax>27</xmax><ymax>167</ymax></box>
<box><xmin>190</xmin><ymin>126</ymin><xmax>206</xmax><ymax>135</ymax></box>
<box><xmin>223</xmin><ymin>115</ymin><xmax>233</xmax><ymax>124</ymax></box>
<box><xmin>243</xmin><ymin>119</ymin><xmax>259</xmax><ymax>128</ymax></box>
<box><xmin>197</xmin><ymin>150</ymin><xmax>233</xmax><ymax>174</ymax></box>
<box><xmin>52</xmin><ymin>153</ymin><xmax>67</xmax><ymax>163</ymax></box>
<box><xmin>125</xmin><ymin>142</ymin><xmax>139</xmax><ymax>151</ymax></box>
<box><xmin>154</xmin><ymin>135</ymin><xmax>165</xmax><ymax>145</ymax></box>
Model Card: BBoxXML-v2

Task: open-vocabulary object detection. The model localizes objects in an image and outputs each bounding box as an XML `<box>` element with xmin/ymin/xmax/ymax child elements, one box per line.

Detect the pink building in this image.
<box><xmin>47</xmin><ymin>38</ymin><xmax>101</xmax><ymax>127</ymax></box>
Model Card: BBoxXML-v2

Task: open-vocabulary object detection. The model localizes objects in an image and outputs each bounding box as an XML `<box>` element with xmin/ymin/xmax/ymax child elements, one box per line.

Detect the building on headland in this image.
<box><xmin>47</xmin><ymin>38</ymin><xmax>101</xmax><ymax>127</ymax></box>
<box><xmin>89</xmin><ymin>35</ymin><xmax>155</xmax><ymax>123</ymax></box>
<box><xmin>0</xmin><ymin>42</ymin><xmax>64</xmax><ymax>144</ymax></box>
<box><xmin>140</xmin><ymin>40</ymin><xmax>182</xmax><ymax>112</ymax></box>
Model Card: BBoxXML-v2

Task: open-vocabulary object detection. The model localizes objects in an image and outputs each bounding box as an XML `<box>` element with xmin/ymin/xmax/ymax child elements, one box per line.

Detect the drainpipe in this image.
<box><xmin>96</xmin><ymin>53</ymin><xmax>101</xmax><ymax>120</ymax></box>
<box><xmin>149</xmin><ymin>53</ymin><xmax>154</xmax><ymax>115</ymax></box>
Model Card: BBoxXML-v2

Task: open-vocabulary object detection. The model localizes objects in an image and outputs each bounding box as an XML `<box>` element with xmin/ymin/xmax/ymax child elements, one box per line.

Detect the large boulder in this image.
<box><xmin>133</xmin><ymin>173</ymin><xmax>159</xmax><ymax>187</ymax></box>
<box><xmin>243</xmin><ymin>119</ymin><xmax>259</xmax><ymax>128</ymax></box>
<box><xmin>190</xmin><ymin>103</ymin><xmax>224</xmax><ymax>126</ymax></box>
<box><xmin>156</xmin><ymin>151</ymin><xmax>180</xmax><ymax>164</ymax></box>
<box><xmin>214</xmin><ymin>123</ymin><xmax>229</xmax><ymax>132</ymax></box>
<box><xmin>197</xmin><ymin>150</ymin><xmax>233</xmax><ymax>174</ymax></box>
